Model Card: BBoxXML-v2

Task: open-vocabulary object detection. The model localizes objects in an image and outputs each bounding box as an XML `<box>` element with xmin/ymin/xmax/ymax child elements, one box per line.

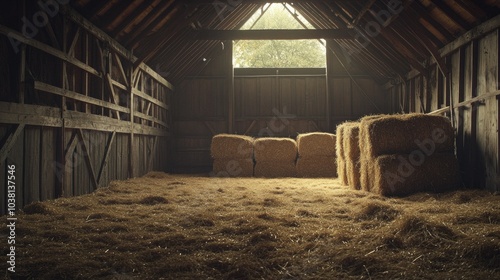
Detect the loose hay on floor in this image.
<box><xmin>3</xmin><ymin>173</ymin><xmax>500</xmax><ymax>280</ymax></box>
<box><xmin>296</xmin><ymin>132</ymin><xmax>336</xmax><ymax>158</ymax></box>
<box><xmin>296</xmin><ymin>156</ymin><xmax>337</xmax><ymax>178</ymax></box>
<box><xmin>210</xmin><ymin>134</ymin><xmax>254</xmax><ymax>159</ymax></box>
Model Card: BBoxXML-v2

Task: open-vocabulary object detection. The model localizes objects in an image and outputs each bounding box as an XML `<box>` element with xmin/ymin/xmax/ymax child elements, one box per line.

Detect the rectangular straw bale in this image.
<box><xmin>254</xmin><ymin>161</ymin><xmax>297</xmax><ymax>178</ymax></box>
<box><xmin>360</xmin><ymin>114</ymin><xmax>455</xmax><ymax>158</ymax></box>
<box><xmin>296</xmin><ymin>156</ymin><xmax>337</xmax><ymax>178</ymax></box>
<box><xmin>254</xmin><ymin>137</ymin><xmax>297</xmax><ymax>162</ymax></box>
<box><xmin>359</xmin><ymin>114</ymin><xmax>388</xmax><ymax>191</ymax></box>
<box><xmin>212</xmin><ymin>158</ymin><xmax>254</xmax><ymax>177</ymax></box>
<box><xmin>296</xmin><ymin>132</ymin><xmax>336</xmax><ymax>158</ymax></box>
<box><xmin>343</xmin><ymin>123</ymin><xmax>361</xmax><ymax>190</ymax></box>
<box><xmin>210</xmin><ymin>134</ymin><xmax>254</xmax><ymax>159</ymax></box>
<box><xmin>372</xmin><ymin>153</ymin><xmax>460</xmax><ymax>196</ymax></box>
<box><xmin>336</xmin><ymin>122</ymin><xmax>356</xmax><ymax>186</ymax></box>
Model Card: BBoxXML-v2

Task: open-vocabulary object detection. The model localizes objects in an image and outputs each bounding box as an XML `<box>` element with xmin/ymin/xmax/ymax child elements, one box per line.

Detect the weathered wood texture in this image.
<box><xmin>173</xmin><ymin>65</ymin><xmax>387</xmax><ymax>172</ymax></box>
<box><xmin>0</xmin><ymin>7</ymin><xmax>171</xmax><ymax>215</ymax></box>
<box><xmin>387</xmin><ymin>28</ymin><xmax>499</xmax><ymax>191</ymax></box>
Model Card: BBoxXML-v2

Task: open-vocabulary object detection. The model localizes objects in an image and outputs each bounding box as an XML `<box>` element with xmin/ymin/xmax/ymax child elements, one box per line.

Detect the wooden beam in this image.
<box><xmin>352</xmin><ymin>0</ymin><xmax>377</xmax><ymax>26</ymax></box>
<box><xmin>428</xmin><ymin>89</ymin><xmax>500</xmax><ymax>115</ymax></box>
<box><xmin>0</xmin><ymin>25</ymin><xmax>101</xmax><ymax>77</ymax></box>
<box><xmin>105</xmin><ymin>74</ymin><xmax>121</xmax><ymax>120</ymax></box>
<box><xmin>226</xmin><ymin>40</ymin><xmax>234</xmax><ymax>133</ymax></box>
<box><xmin>132</xmin><ymin>88</ymin><xmax>169</xmax><ymax>110</ymax></box>
<box><xmin>193</xmin><ymin>29</ymin><xmax>354</xmax><ymax>40</ymax></box>
<box><xmin>97</xmin><ymin>131</ymin><xmax>116</xmax><ymax>186</ymax></box>
<box><xmin>113</xmin><ymin>52</ymin><xmax>129</xmax><ymax>87</ymax></box>
<box><xmin>0</xmin><ymin>124</ymin><xmax>25</xmax><ymax>165</ymax></box>
<box><xmin>147</xmin><ymin>136</ymin><xmax>158</xmax><ymax>172</ymax></box>
<box><xmin>35</xmin><ymin>81</ymin><xmax>130</xmax><ymax>114</ymax></box>
<box><xmin>77</xmin><ymin>129</ymin><xmax>98</xmax><ymax>190</ymax></box>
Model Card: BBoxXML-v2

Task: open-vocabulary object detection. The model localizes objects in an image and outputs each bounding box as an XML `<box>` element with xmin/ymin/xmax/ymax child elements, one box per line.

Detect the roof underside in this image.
<box><xmin>71</xmin><ymin>0</ymin><xmax>500</xmax><ymax>84</ymax></box>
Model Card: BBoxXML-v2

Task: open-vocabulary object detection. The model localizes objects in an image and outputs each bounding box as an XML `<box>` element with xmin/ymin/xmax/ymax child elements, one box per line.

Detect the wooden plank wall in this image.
<box><xmin>386</xmin><ymin>26</ymin><xmax>499</xmax><ymax>191</ymax></box>
<box><xmin>0</xmin><ymin>5</ymin><xmax>172</xmax><ymax>215</ymax></box>
<box><xmin>173</xmin><ymin>49</ymin><xmax>389</xmax><ymax>172</ymax></box>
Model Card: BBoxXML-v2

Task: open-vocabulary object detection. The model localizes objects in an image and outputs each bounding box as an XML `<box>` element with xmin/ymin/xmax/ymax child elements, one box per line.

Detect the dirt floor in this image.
<box><xmin>2</xmin><ymin>172</ymin><xmax>500</xmax><ymax>279</ymax></box>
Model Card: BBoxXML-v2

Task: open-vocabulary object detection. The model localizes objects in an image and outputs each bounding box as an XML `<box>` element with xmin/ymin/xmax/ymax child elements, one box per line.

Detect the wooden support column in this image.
<box><xmin>129</xmin><ymin>65</ymin><xmax>136</xmax><ymax>178</ymax></box>
<box><xmin>57</xmin><ymin>16</ymin><xmax>68</xmax><ymax>198</ymax></box>
<box><xmin>325</xmin><ymin>41</ymin><xmax>332</xmax><ymax>131</ymax></box>
<box><xmin>226</xmin><ymin>40</ymin><xmax>235</xmax><ymax>133</ymax></box>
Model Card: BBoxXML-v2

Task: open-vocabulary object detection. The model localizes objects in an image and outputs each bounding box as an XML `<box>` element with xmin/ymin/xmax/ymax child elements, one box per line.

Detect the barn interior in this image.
<box><xmin>1</xmin><ymin>0</ymin><xmax>500</xmax><ymax>279</ymax></box>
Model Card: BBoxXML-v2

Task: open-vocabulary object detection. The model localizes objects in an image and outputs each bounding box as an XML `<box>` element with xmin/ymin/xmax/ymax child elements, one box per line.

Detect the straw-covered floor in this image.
<box><xmin>2</xmin><ymin>172</ymin><xmax>500</xmax><ymax>279</ymax></box>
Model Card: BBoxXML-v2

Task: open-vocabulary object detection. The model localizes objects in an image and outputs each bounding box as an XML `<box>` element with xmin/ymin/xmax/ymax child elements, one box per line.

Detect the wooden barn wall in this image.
<box><xmin>173</xmin><ymin>46</ymin><xmax>389</xmax><ymax>172</ymax></box>
<box><xmin>386</xmin><ymin>18</ymin><xmax>500</xmax><ymax>191</ymax></box>
<box><xmin>0</xmin><ymin>4</ymin><xmax>172</xmax><ymax>215</ymax></box>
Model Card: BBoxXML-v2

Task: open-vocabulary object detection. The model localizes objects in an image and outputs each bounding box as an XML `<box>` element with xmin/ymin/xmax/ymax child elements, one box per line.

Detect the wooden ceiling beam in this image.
<box><xmin>430</xmin><ymin>0</ymin><xmax>470</xmax><ymax>32</ymax></box>
<box><xmin>191</xmin><ymin>29</ymin><xmax>353</xmax><ymax>40</ymax></box>
<box><xmin>352</xmin><ymin>0</ymin><xmax>377</xmax><ymax>26</ymax></box>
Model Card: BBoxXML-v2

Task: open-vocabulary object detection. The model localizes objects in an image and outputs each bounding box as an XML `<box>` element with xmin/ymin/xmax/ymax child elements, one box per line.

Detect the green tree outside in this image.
<box><xmin>234</xmin><ymin>4</ymin><xmax>326</xmax><ymax>68</ymax></box>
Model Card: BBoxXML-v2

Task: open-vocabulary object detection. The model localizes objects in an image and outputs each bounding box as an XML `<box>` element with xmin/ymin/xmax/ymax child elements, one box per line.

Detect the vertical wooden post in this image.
<box><xmin>226</xmin><ymin>40</ymin><xmax>234</xmax><ymax>133</ymax></box>
<box><xmin>129</xmin><ymin>66</ymin><xmax>135</xmax><ymax>178</ymax></box>
<box><xmin>325</xmin><ymin>41</ymin><xmax>331</xmax><ymax>131</ymax></box>
<box><xmin>58</xmin><ymin>16</ymin><xmax>68</xmax><ymax>198</ymax></box>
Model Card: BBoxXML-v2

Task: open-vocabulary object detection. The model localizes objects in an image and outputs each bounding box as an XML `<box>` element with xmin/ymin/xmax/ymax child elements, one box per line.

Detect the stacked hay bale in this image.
<box><xmin>296</xmin><ymin>132</ymin><xmax>337</xmax><ymax>177</ymax></box>
<box><xmin>335</xmin><ymin>123</ymin><xmax>348</xmax><ymax>185</ymax></box>
<box><xmin>359</xmin><ymin>114</ymin><xmax>388</xmax><ymax>191</ymax></box>
<box><xmin>359</xmin><ymin>113</ymin><xmax>460</xmax><ymax>196</ymax></box>
<box><xmin>210</xmin><ymin>134</ymin><xmax>254</xmax><ymax>177</ymax></box>
<box><xmin>254</xmin><ymin>138</ymin><xmax>297</xmax><ymax>177</ymax></box>
<box><xmin>343</xmin><ymin>123</ymin><xmax>362</xmax><ymax>190</ymax></box>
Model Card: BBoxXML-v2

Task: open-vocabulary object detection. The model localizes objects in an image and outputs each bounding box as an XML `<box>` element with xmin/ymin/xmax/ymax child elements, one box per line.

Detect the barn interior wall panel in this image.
<box><xmin>386</xmin><ymin>22</ymin><xmax>500</xmax><ymax>191</ymax></box>
<box><xmin>172</xmin><ymin>50</ymin><xmax>389</xmax><ymax>172</ymax></box>
<box><xmin>0</xmin><ymin>5</ymin><xmax>172</xmax><ymax>215</ymax></box>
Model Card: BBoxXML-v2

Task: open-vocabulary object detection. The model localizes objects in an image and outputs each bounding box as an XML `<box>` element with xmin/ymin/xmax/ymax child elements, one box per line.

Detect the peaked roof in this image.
<box><xmin>71</xmin><ymin>0</ymin><xmax>500</xmax><ymax>85</ymax></box>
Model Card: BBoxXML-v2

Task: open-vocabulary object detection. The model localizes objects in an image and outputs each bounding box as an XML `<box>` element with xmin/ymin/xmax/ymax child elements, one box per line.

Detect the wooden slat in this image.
<box><xmin>0</xmin><ymin>124</ymin><xmax>25</xmax><ymax>165</ymax></box>
<box><xmin>134</xmin><ymin>111</ymin><xmax>168</xmax><ymax>128</ymax></box>
<box><xmin>428</xmin><ymin>89</ymin><xmax>500</xmax><ymax>115</ymax></box>
<box><xmin>132</xmin><ymin>88</ymin><xmax>169</xmax><ymax>110</ymax></box>
<box><xmin>193</xmin><ymin>29</ymin><xmax>353</xmax><ymax>40</ymax></box>
<box><xmin>77</xmin><ymin>129</ymin><xmax>98</xmax><ymax>190</ymax></box>
<box><xmin>97</xmin><ymin>131</ymin><xmax>116</xmax><ymax>186</ymax></box>
<box><xmin>137</xmin><ymin>63</ymin><xmax>174</xmax><ymax>90</ymax></box>
<box><xmin>35</xmin><ymin>81</ymin><xmax>130</xmax><ymax>114</ymax></box>
<box><xmin>113</xmin><ymin>53</ymin><xmax>129</xmax><ymax>87</ymax></box>
<box><xmin>0</xmin><ymin>25</ymin><xmax>100</xmax><ymax>77</ymax></box>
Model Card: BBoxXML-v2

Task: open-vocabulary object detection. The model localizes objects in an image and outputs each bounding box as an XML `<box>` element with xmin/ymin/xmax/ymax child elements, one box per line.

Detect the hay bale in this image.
<box><xmin>296</xmin><ymin>132</ymin><xmax>336</xmax><ymax>157</ymax></box>
<box><xmin>360</xmin><ymin>114</ymin><xmax>455</xmax><ymax>158</ymax></box>
<box><xmin>254</xmin><ymin>161</ymin><xmax>296</xmax><ymax>178</ymax></box>
<box><xmin>296</xmin><ymin>156</ymin><xmax>337</xmax><ymax>178</ymax></box>
<box><xmin>212</xmin><ymin>158</ymin><xmax>254</xmax><ymax>177</ymax></box>
<box><xmin>372</xmin><ymin>153</ymin><xmax>460</xmax><ymax>196</ymax></box>
<box><xmin>336</xmin><ymin>122</ymin><xmax>356</xmax><ymax>186</ymax></box>
<box><xmin>359</xmin><ymin>114</ymin><xmax>388</xmax><ymax>191</ymax></box>
<box><xmin>343</xmin><ymin>123</ymin><xmax>361</xmax><ymax>190</ymax></box>
<box><xmin>210</xmin><ymin>134</ymin><xmax>254</xmax><ymax>159</ymax></box>
<box><xmin>254</xmin><ymin>137</ymin><xmax>297</xmax><ymax>162</ymax></box>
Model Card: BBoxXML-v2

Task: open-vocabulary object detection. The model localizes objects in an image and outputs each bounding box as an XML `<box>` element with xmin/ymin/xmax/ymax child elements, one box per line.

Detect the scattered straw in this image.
<box><xmin>4</xmin><ymin>173</ymin><xmax>500</xmax><ymax>279</ymax></box>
